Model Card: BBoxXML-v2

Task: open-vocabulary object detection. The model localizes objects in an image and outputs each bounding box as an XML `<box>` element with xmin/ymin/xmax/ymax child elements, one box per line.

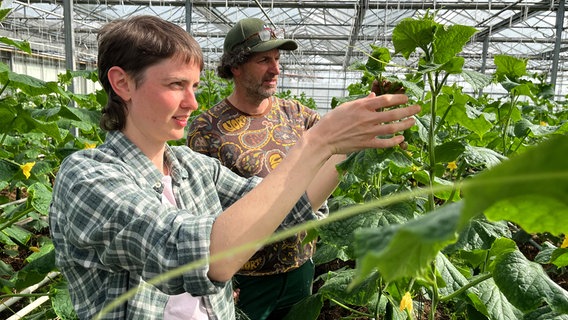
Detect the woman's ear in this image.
<box><xmin>107</xmin><ymin>66</ymin><xmax>132</xmax><ymax>102</ymax></box>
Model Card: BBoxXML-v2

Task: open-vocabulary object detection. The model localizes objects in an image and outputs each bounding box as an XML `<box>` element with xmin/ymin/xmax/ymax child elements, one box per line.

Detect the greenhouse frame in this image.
<box><xmin>0</xmin><ymin>0</ymin><xmax>566</xmax><ymax>111</ymax></box>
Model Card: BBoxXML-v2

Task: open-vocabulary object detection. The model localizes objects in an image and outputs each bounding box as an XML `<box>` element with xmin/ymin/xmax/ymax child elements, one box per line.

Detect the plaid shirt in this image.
<box><xmin>49</xmin><ymin>131</ymin><xmax>316</xmax><ymax>319</ymax></box>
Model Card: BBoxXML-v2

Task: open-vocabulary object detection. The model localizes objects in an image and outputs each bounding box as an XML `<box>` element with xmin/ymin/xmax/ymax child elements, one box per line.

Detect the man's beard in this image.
<box><xmin>246</xmin><ymin>82</ymin><xmax>276</xmax><ymax>101</ymax></box>
<box><xmin>257</xmin><ymin>86</ymin><xmax>276</xmax><ymax>99</ymax></box>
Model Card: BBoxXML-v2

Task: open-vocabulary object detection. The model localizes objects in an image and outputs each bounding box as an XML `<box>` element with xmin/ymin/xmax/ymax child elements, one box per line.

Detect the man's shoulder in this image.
<box><xmin>205</xmin><ymin>99</ymin><xmax>232</xmax><ymax>116</ymax></box>
<box><xmin>273</xmin><ymin>97</ymin><xmax>319</xmax><ymax>118</ymax></box>
<box><xmin>189</xmin><ymin>99</ymin><xmax>235</xmax><ymax>126</ymax></box>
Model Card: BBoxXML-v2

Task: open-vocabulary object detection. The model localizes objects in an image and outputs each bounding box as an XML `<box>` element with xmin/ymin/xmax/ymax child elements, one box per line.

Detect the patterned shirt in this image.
<box><xmin>49</xmin><ymin>130</ymin><xmax>316</xmax><ymax>319</ymax></box>
<box><xmin>187</xmin><ymin>97</ymin><xmax>327</xmax><ymax>276</ymax></box>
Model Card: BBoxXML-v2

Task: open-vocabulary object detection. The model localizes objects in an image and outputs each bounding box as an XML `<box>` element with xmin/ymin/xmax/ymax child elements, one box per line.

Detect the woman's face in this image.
<box><xmin>122</xmin><ymin>57</ymin><xmax>200</xmax><ymax>149</ymax></box>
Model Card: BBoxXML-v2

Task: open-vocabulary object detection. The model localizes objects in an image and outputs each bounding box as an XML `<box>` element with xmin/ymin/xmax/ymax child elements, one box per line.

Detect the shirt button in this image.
<box><xmin>153</xmin><ymin>182</ymin><xmax>163</xmax><ymax>192</ymax></box>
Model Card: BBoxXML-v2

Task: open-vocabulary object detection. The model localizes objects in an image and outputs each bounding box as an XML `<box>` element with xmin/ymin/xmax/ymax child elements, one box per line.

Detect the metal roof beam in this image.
<box><xmin>38</xmin><ymin>1</ymin><xmax>559</xmax><ymax>11</ymax></box>
<box><xmin>343</xmin><ymin>0</ymin><xmax>367</xmax><ymax>70</ymax></box>
<box><xmin>474</xmin><ymin>0</ymin><xmax>556</xmax><ymax>40</ymax></box>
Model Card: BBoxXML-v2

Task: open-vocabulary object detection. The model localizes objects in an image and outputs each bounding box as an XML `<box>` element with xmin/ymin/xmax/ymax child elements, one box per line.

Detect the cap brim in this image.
<box><xmin>250</xmin><ymin>39</ymin><xmax>298</xmax><ymax>52</ymax></box>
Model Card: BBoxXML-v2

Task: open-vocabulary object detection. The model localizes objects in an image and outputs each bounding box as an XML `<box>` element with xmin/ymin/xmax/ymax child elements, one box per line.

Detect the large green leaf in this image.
<box><xmin>436</xmin><ymin>252</ymin><xmax>523</xmax><ymax>319</ymax></box>
<box><xmin>436</xmin><ymin>253</ymin><xmax>470</xmax><ymax>296</ymax></box>
<box><xmin>365</xmin><ymin>45</ymin><xmax>391</xmax><ymax>73</ymax></box>
<box><xmin>0</xmin><ymin>158</ymin><xmax>19</xmax><ymax>182</ymax></box>
<box><xmin>432</xmin><ymin>24</ymin><xmax>477</xmax><ymax>65</ymax></box>
<box><xmin>0</xmin><ymin>8</ymin><xmax>12</xmax><ymax>21</ymax></box>
<box><xmin>28</xmin><ymin>183</ymin><xmax>53</xmax><ymax>216</ymax></box>
<box><xmin>14</xmin><ymin>248</ymin><xmax>56</xmax><ymax>290</ymax></box>
<box><xmin>444</xmin><ymin>218</ymin><xmax>511</xmax><ymax>253</ymax></box>
<box><xmin>461</xmin><ymin>70</ymin><xmax>493</xmax><ymax>91</ymax></box>
<box><xmin>550</xmin><ymin>248</ymin><xmax>568</xmax><ymax>268</ymax></box>
<box><xmin>493</xmin><ymin>249</ymin><xmax>568</xmax><ymax>314</ymax></box>
<box><xmin>461</xmin><ymin>135</ymin><xmax>568</xmax><ymax>235</ymax></box>
<box><xmin>1</xmin><ymin>225</ymin><xmax>32</xmax><ymax>247</ymax></box>
<box><xmin>283</xmin><ymin>293</ymin><xmax>323</xmax><ymax>320</ymax></box>
<box><xmin>437</xmin><ymin>91</ymin><xmax>494</xmax><ymax>139</ymax></box>
<box><xmin>0</xmin><ymin>37</ymin><xmax>31</xmax><ymax>54</ymax></box>
<box><xmin>392</xmin><ymin>18</ymin><xmax>436</xmax><ymax>59</ymax></box>
<box><xmin>522</xmin><ymin>306</ymin><xmax>568</xmax><ymax>320</ymax></box>
<box><xmin>462</xmin><ymin>145</ymin><xmax>507</xmax><ymax>168</ymax></box>
<box><xmin>435</xmin><ymin>140</ymin><xmax>466</xmax><ymax>163</ymax></box>
<box><xmin>474</xmin><ymin>277</ymin><xmax>523</xmax><ymax>320</ymax></box>
<box><xmin>318</xmin><ymin>201</ymin><xmax>416</xmax><ymax>259</ymax></box>
<box><xmin>494</xmin><ymin>55</ymin><xmax>527</xmax><ymax>82</ymax></box>
<box><xmin>1</xmin><ymin>106</ymin><xmax>63</xmax><ymax>141</ymax></box>
<box><xmin>4</xmin><ymin>69</ymin><xmax>54</xmax><ymax>96</ymax></box>
<box><xmin>353</xmin><ymin>201</ymin><xmax>461</xmax><ymax>283</ymax></box>
<box><xmin>336</xmin><ymin>148</ymin><xmax>396</xmax><ymax>180</ymax></box>
<box><xmin>312</xmin><ymin>241</ymin><xmax>350</xmax><ymax>265</ymax></box>
<box><xmin>439</xmin><ymin>56</ymin><xmax>465</xmax><ymax>74</ymax></box>
<box><xmin>51</xmin><ymin>279</ymin><xmax>79</xmax><ymax>320</ymax></box>
<box><xmin>318</xmin><ymin>268</ymin><xmax>380</xmax><ymax>306</ymax></box>
<box><xmin>432</xmin><ymin>176</ymin><xmax>461</xmax><ymax>201</ymax></box>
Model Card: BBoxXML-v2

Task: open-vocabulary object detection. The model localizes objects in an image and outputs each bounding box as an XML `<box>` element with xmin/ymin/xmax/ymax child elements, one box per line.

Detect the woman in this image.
<box><xmin>49</xmin><ymin>15</ymin><xmax>420</xmax><ymax>320</ymax></box>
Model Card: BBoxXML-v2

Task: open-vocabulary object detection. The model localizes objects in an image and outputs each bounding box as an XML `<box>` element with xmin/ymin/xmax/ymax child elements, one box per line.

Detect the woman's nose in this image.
<box><xmin>182</xmin><ymin>90</ymin><xmax>198</xmax><ymax>111</ymax></box>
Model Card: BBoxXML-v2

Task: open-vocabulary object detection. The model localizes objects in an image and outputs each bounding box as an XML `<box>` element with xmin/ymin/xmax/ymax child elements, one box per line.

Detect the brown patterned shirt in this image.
<box><xmin>187</xmin><ymin>97</ymin><xmax>326</xmax><ymax>275</ymax></box>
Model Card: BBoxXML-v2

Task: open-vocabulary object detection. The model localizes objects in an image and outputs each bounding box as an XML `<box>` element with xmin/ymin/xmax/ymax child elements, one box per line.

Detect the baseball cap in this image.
<box><xmin>223</xmin><ymin>18</ymin><xmax>298</xmax><ymax>53</ymax></box>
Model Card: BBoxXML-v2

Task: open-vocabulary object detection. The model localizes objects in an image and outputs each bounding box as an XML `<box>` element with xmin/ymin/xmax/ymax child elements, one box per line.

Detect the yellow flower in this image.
<box><xmin>29</xmin><ymin>246</ymin><xmax>40</xmax><ymax>253</ymax></box>
<box><xmin>399</xmin><ymin>291</ymin><xmax>413</xmax><ymax>313</ymax></box>
<box><xmin>20</xmin><ymin>162</ymin><xmax>36</xmax><ymax>179</ymax></box>
<box><xmin>447</xmin><ymin>161</ymin><xmax>458</xmax><ymax>171</ymax></box>
<box><xmin>540</xmin><ymin>121</ymin><xmax>548</xmax><ymax>126</ymax></box>
<box><xmin>84</xmin><ymin>142</ymin><xmax>97</xmax><ymax>149</ymax></box>
<box><xmin>561</xmin><ymin>236</ymin><xmax>568</xmax><ymax>249</ymax></box>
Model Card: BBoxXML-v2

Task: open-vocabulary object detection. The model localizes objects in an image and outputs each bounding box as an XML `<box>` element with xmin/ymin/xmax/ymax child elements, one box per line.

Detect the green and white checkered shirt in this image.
<box><xmin>49</xmin><ymin>131</ymin><xmax>316</xmax><ymax>319</ymax></box>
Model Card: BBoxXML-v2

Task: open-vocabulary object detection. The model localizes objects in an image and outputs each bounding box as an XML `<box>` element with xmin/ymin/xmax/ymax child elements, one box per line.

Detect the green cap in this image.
<box><xmin>223</xmin><ymin>18</ymin><xmax>298</xmax><ymax>53</ymax></box>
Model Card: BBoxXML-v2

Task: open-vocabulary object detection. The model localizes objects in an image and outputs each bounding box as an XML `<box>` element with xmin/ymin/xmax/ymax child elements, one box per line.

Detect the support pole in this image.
<box><xmin>550</xmin><ymin>0</ymin><xmax>565</xmax><ymax>96</ymax></box>
<box><xmin>185</xmin><ymin>0</ymin><xmax>193</xmax><ymax>33</ymax></box>
<box><xmin>63</xmin><ymin>0</ymin><xmax>78</xmax><ymax>136</ymax></box>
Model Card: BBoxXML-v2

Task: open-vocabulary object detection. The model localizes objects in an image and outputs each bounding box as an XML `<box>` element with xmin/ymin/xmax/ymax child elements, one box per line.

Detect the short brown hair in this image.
<box><xmin>97</xmin><ymin>15</ymin><xmax>204</xmax><ymax>131</ymax></box>
<box><xmin>216</xmin><ymin>48</ymin><xmax>253</xmax><ymax>79</ymax></box>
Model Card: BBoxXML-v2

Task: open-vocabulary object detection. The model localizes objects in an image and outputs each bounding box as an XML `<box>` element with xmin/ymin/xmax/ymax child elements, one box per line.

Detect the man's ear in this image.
<box><xmin>107</xmin><ymin>66</ymin><xmax>132</xmax><ymax>102</ymax></box>
<box><xmin>230</xmin><ymin>65</ymin><xmax>241</xmax><ymax>77</ymax></box>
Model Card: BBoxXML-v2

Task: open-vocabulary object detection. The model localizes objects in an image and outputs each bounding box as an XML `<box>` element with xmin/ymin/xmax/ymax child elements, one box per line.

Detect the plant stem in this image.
<box><xmin>329</xmin><ymin>298</ymin><xmax>373</xmax><ymax>318</ymax></box>
<box><xmin>0</xmin><ymin>80</ymin><xmax>10</xmax><ymax>96</ymax></box>
<box><xmin>0</xmin><ymin>206</ymin><xmax>34</xmax><ymax>232</ymax></box>
<box><xmin>0</xmin><ymin>293</ymin><xmax>51</xmax><ymax>300</ymax></box>
<box><xmin>502</xmin><ymin>93</ymin><xmax>518</xmax><ymax>156</ymax></box>
<box><xmin>446</xmin><ymin>161</ymin><xmax>466</xmax><ymax>201</ymax></box>
<box><xmin>426</xmin><ymin>72</ymin><xmax>438</xmax><ymax>212</ymax></box>
<box><xmin>428</xmin><ymin>262</ymin><xmax>439</xmax><ymax>320</ymax></box>
<box><xmin>373</xmin><ymin>278</ymin><xmax>385</xmax><ymax>318</ymax></box>
<box><xmin>439</xmin><ymin>273</ymin><xmax>493</xmax><ymax>302</ymax></box>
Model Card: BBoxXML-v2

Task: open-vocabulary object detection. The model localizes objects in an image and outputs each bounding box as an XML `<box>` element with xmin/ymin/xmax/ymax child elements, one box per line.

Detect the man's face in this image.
<box><xmin>237</xmin><ymin>48</ymin><xmax>281</xmax><ymax>100</ymax></box>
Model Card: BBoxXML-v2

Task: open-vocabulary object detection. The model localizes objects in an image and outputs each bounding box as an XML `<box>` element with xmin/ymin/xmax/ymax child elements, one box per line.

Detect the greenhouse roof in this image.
<box><xmin>1</xmin><ymin>0</ymin><xmax>567</xmax><ymax>105</ymax></box>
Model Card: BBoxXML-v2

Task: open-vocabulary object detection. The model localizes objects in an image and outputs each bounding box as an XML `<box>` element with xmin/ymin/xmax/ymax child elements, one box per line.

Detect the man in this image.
<box><xmin>187</xmin><ymin>17</ymin><xmax>342</xmax><ymax>319</ymax></box>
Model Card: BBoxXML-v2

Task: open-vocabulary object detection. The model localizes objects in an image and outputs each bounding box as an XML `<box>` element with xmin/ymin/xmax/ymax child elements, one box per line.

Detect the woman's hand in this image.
<box><xmin>308</xmin><ymin>93</ymin><xmax>420</xmax><ymax>156</ymax></box>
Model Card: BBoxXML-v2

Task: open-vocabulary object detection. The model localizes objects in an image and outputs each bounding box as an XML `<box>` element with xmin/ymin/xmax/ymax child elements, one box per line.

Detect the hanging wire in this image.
<box><xmin>253</xmin><ymin>0</ymin><xmax>276</xmax><ymax>28</ymax></box>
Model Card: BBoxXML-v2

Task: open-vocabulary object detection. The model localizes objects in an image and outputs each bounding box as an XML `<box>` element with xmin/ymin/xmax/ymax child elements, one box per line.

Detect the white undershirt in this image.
<box><xmin>161</xmin><ymin>175</ymin><xmax>209</xmax><ymax>320</ymax></box>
